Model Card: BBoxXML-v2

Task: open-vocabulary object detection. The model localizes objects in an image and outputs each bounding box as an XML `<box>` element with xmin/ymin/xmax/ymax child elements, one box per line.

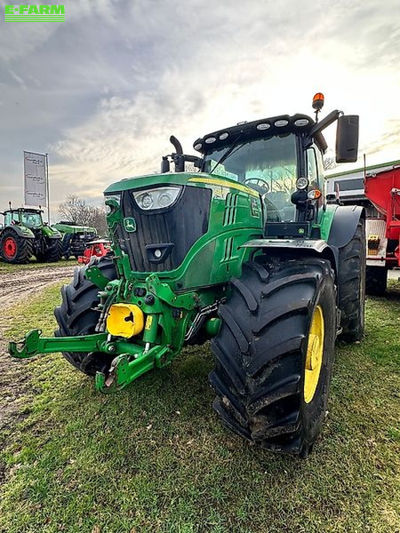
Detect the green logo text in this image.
<box><xmin>4</xmin><ymin>5</ymin><xmax>65</xmax><ymax>21</ymax></box>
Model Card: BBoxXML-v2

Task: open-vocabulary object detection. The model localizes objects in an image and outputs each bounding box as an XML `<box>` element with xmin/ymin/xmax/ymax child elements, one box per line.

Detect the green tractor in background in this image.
<box><xmin>52</xmin><ymin>221</ymin><xmax>98</xmax><ymax>260</ymax></box>
<box><xmin>9</xmin><ymin>95</ymin><xmax>365</xmax><ymax>456</ymax></box>
<box><xmin>0</xmin><ymin>207</ymin><xmax>63</xmax><ymax>264</ymax></box>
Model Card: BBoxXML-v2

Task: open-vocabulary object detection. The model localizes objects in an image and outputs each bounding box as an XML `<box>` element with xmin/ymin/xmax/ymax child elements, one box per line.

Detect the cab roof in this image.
<box><xmin>4</xmin><ymin>207</ymin><xmax>43</xmax><ymax>214</ymax></box>
<box><xmin>193</xmin><ymin>113</ymin><xmax>327</xmax><ymax>154</ymax></box>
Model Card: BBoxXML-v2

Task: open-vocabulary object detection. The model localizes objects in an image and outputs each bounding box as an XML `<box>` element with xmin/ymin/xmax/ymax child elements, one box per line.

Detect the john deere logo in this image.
<box><xmin>4</xmin><ymin>4</ymin><xmax>65</xmax><ymax>21</ymax></box>
<box><xmin>123</xmin><ymin>217</ymin><xmax>136</xmax><ymax>233</ymax></box>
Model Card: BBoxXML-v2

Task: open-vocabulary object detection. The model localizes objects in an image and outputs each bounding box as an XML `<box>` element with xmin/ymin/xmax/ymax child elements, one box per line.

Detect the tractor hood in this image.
<box><xmin>103</xmin><ymin>171</ymin><xmax>262</xmax><ymax>281</ymax></box>
<box><xmin>104</xmin><ymin>172</ymin><xmax>258</xmax><ymax>197</ymax></box>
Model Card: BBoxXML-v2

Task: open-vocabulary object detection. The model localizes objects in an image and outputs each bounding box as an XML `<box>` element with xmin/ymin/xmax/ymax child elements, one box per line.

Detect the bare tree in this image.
<box><xmin>323</xmin><ymin>155</ymin><xmax>337</xmax><ymax>171</ymax></box>
<box><xmin>58</xmin><ymin>195</ymin><xmax>108</xmax><ymax>236</ymax></box>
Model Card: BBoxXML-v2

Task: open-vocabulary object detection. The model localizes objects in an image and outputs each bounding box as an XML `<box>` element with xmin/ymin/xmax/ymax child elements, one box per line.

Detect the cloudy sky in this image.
<box><xmin>1</xmin><ymin>0</ymin><xmax>399</xmax><ymax>219</ymax></box>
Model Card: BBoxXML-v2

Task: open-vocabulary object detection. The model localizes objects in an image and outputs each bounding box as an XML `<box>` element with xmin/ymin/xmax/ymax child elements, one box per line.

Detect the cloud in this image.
<box><xmin>0</xmin><ymin>0</ymin><xmax>399</xmax><ymax>214</ymax></box>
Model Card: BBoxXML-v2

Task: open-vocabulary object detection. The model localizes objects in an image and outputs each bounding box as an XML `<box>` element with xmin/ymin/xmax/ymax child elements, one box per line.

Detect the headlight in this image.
<box><xmin>133</xmin><ymin>186</ymin><xmax>181</xmax><ymax>211</ymax></box>
<box><xmin>140</xmin><ymin>193</ymin><xmax>154</xmax><ymax>209</ymax></box>
<box><xmin>296</xmin><ymin>177</ymin><xmax>309</xmax><ymax>190</ymax></box>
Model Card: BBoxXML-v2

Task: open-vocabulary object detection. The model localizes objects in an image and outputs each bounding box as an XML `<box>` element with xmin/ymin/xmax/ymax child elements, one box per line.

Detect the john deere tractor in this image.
<box><xmin>0</xmin><ymin>207</ymin><xmax>62</xmax><ymax>263</ymax></box>
<box><xmin>9</xmin><ymin>95</ymin><xmax>365</xmax><ymax>455</ymax></box>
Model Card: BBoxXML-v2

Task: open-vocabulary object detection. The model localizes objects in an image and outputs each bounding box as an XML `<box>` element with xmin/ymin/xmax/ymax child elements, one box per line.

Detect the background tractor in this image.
<box><xmin>9</xmin><ymin>95</ymin><xmax>364</xmax><ymax>456</ymax></box>
<box><xmin>0</xmin><ymin>207</ymin><xmax>62</xmax><ymax>264</ymax></box>
<box><xmin>52</xmin><ymin>221</ymin><xmax>98</xmax><ymax>260</ymax></box>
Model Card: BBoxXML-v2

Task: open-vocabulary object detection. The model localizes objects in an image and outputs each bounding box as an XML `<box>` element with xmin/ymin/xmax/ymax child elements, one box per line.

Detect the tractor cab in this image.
<box><xmin>162</xmin><ymin>94</ymin><xmax>359</xmax><ymax>238</ymax></box>
<box><xmin>196</xmin><ymin>113</ymin><xmax>324</xmax><ymax>225</ymax></box>
<box><xmin>4</xmin><ymin>208</ymin><xmax>44</xmax><ymax>229</ymax></box>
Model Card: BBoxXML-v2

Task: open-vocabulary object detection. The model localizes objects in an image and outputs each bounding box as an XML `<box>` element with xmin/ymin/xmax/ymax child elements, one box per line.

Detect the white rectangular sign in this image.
<box><xmin>24</xmin><ymin>151</ymin><xmax>47</xmax><ymax>207</ymax></box>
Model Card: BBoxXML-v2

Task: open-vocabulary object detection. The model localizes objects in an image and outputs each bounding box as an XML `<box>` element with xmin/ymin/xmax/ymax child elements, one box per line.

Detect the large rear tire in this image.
<box><xmin>0</xmin><ymin>228</ymin><xmax>33</xmax><ymax>264</ymax></box>
<box><xmin>210</xmin><ymin>257</ymin><xmax>336</xmax><ymax>456</ymax></box>
<box><xmin>54</xmin><ymin>257</ymin><xmax>117</xmax><ymax>376</ymax></box>
<box><xmin>366</xmin><ymin>265</ymin><xmax>387</xmax><ymax>296</ymax></box>
<box><xmin>337</xmin><ymin>219</ymin><xmax>366</xmax><ymax>342</ymax></box>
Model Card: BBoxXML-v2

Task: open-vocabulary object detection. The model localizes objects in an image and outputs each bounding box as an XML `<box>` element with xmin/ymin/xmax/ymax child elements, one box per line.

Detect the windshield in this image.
<box><xmin>203</xmin><ymin>134</ymin><xmax>298</xmax><ymax>222</ymax></box>
<box><xmin>20</xmin><ymin>212</ymin><xmax>42</xmax><ymax>227</ymax></box>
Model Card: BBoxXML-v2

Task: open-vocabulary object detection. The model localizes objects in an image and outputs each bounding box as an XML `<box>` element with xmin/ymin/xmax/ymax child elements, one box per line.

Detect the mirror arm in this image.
<box><xmin>309</xmin><ymin>109</ymin><xmax>342</xmax><ymax>138</ymax></box>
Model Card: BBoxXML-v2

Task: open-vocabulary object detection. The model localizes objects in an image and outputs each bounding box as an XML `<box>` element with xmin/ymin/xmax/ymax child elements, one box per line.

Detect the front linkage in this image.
<box><xmin>9</xmin><ymin>329</ymin><xmax>172</xmax><ymax>393</ymax></box>
<box><xmin>9</xmin><ymin>262</ymin><xmax>220</xmax><ymax>393</ymax></box>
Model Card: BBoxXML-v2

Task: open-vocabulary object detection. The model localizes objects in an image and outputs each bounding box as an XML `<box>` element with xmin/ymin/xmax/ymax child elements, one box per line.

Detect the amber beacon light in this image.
<box><xmin>312</xmin><ymin>92</ymin><xmax>325</xmax><ymax>110</ymax></box>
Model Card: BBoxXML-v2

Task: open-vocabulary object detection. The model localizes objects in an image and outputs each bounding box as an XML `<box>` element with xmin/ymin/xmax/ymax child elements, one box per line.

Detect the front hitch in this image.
<box><xmin>9</xmin><ymin>329</ymin><xmax>173</xmax><ymax>393</ymax></box>
<box><xmin>9</xmin><ymin>329</ymin><xmax>108</xmax><ymax>358</ymax></box>
<box><xmin>95</xmin><ymin>344</ymin><xmax>172</xmax><ymax>393</ymax></box>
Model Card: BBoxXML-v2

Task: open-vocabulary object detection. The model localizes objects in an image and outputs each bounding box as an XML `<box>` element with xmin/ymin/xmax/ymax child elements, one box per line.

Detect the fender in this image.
<box><xmin>327</xmin><ymin>205</ymin><xmax>365</xmax><ymax>249</ymax></box>
<box><xmin>241</xmin><ymin>238</ymin><xmax>339</xmax><ymax>273</ymax></box>
<box><xmin>42</xmin><ymin>225</ymin><xmax>62</xmax><ymax>239</ymax></box>
<box><xmin>6</xmin><ymin>224</ymin><xmax>35</xmax><ymax>239</ymax></box>
<box><xmin>242</xmin><ymin>205</ymin><xmax>364</xmax><ymax>275</ymax></box>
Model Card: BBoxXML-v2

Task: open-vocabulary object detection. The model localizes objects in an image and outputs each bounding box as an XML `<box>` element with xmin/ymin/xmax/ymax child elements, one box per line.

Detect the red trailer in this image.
<box><xmin>364</xmin><ymin>166</ymin><xmax>400</xmax><ymax>294</ymax></box>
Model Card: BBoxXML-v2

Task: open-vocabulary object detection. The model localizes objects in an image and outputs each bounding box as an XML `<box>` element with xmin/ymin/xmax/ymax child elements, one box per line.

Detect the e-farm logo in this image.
<box><xmin>4</xmin><ymin>4</ymin><xmax>65</xmax><ymax>21</ymax></box>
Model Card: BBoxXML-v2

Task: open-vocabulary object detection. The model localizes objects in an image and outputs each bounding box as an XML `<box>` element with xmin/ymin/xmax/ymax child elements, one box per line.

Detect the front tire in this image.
<box><xmin>54</xmin><ymin>257</ymin><xmax>117</xmax><ymax>375</ymax></box>
<box><xmin>44</xmin><ymin>238</ymin><xmax>63</xmax><ymax>262</ymax></box>
<box><xmin>61</xmin><ymin>234</ymin><xmax>72</xmax><ymax>260</ymax></box>
<box><xmin>210</xmin><ymin>257</ymin><xmax>336</xmax><ymax>456</ymax></box>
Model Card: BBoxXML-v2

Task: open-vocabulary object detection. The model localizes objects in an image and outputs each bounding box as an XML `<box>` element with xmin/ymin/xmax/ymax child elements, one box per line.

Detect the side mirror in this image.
<box><xmin>336</xmin><ymin>115</ymin><xmax>359</xmax><ymax>163</ymax></box>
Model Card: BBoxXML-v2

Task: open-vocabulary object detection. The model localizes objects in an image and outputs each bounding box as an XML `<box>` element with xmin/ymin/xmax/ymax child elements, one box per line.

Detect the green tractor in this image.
<box><xmin>9</xmin><ymin>95</ymin><xmax>365</xmax><ymax>455</ymax></box>
<box><xmin>52</xmin><ymin>221</ymin><xmax>98</xmax><ymax>260</ymax></box>
<box><xmin>0</xmin><ymin>207</ymin><xmax>63</xmax><ymax>264</ymax></box>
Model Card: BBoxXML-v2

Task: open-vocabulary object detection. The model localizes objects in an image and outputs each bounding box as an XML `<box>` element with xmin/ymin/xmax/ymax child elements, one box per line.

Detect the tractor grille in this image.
<box><xmin>117</xmin><ymin>186</ymin><xmax>211</xmax><ymax>272</ymax></box>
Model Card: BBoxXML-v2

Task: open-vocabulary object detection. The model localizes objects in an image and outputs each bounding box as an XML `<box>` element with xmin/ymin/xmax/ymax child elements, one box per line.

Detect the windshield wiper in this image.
<box><xmin>209</xmin><ymin>135</ymin><xmax>244</xmax><ymax>174</ymax></box>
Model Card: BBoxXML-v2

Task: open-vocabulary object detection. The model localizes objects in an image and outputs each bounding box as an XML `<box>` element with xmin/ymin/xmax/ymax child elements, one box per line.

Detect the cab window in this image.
<box><xmin>306</xmin><ymin>147</ymin><xmax>319</xmax><ymax>189</ymax></box>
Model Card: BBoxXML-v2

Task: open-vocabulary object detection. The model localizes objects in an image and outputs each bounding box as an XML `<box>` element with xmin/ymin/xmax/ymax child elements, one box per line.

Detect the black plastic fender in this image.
<box><xmin>242</xmin><ymin>205</ymin><xmax>364</xmax><ymax>280</ymax></box>
<box><xmin>242</xmin><ymin>238</ymin><xmax>339</xmax><ymax>275</ymax></box>
<box><xmin>327</xmin><ymin>205</ymin><xmax>365</xmax><ymax>249</ymax></box>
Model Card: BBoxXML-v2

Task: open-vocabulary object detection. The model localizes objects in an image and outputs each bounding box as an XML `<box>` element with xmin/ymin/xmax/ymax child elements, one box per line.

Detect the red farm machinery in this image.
<box><xmin>364</xmin><ymin>166</ymin><xmax>400</xmax><ymax>294</ymax></box>
<box><xmin>326</xmin><ymin>161</ymin><xmax>400</xmax><ymax>295</ymax></box>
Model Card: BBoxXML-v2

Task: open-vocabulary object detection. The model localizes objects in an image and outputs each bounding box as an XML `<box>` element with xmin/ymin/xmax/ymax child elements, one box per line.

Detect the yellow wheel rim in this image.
<box><xmin>304</xmin><ymin>305</ymin><xmax>324</xmax><ymax>404</ymax></box>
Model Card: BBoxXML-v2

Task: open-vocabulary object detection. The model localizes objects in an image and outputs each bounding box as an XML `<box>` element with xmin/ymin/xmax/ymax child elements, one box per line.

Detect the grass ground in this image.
<box><xmin>0</xmin><ymin>282</ymin><xmax>399</xmax><ymax>533</ymax></box>
<box><xmin>0</xmin><ymin>258</ymin><xmax>76</xmax><ymax>274</ymax></box>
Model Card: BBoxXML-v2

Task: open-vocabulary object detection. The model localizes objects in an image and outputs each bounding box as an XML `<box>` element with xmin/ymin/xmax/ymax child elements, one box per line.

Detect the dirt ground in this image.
<box><xmin>0</xmin><ymin>265</ymin><xmax>75</xmax><ymax>308</ymax></box>
<box><xmin>0</xmin><ymin>265</ymin><xmax>75</xmax><ymax>436</ymax></box>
